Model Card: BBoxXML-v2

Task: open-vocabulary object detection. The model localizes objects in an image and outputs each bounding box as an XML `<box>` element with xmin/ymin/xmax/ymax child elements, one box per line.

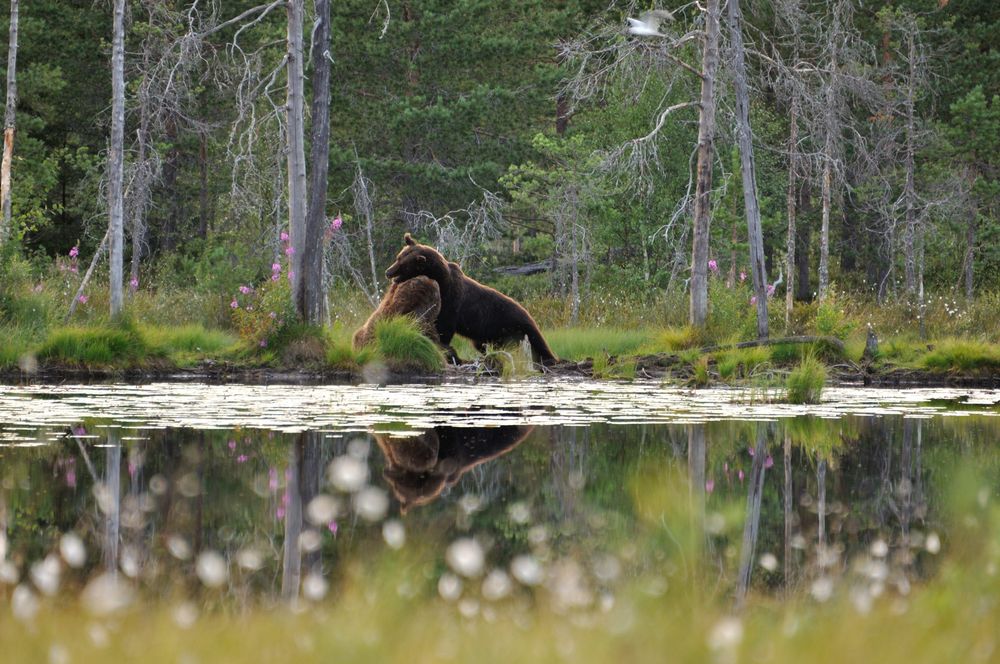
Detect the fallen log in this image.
<box><xmin>494</xmin><ymin>258</ymin><xmax>554</xmax><ymax>276</ymax></box>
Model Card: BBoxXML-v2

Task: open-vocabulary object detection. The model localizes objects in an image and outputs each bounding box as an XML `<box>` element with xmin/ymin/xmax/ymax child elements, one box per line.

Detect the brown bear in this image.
<box><xmin>384</xmin><ymin>233</ymin><xmax>558</xmax><ymax>366</ymax></box>
<box><xmin>352</xmin><ymin>275</ymin><xmax>442</xmax><ymax>350</ymax></box>
<box><xmin>374</xmin><ymin>425</ymin><xmax>534</xmax><ymax>512</ymax></box>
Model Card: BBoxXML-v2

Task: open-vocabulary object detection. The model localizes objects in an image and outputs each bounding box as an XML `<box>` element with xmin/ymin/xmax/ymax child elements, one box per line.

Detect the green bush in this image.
<box><xmin>786</xmin><ymin>354</ymin><xmax>827</xmax><ymax>404</ymax></box>
<box><xmin>230</xmin><ymin>277</ymin><xmax>296</xmax><ymax>351</ymax></box>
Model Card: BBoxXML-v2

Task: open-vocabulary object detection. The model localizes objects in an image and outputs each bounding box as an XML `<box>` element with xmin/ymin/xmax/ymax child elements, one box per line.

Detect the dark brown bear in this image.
<box><xmin>384</xmin><ymin>233</ymin><xmax>558</xmax><ymax>366</ymax></box>
<box><xmin>352</xmin><ymin>275</ymin><xmax>442</xmax><ymax>350</ymax></box>
<box><xmin>375</xmin><ymin>425</ymin><xmax>534</xmax><ymax>512</ymax></box>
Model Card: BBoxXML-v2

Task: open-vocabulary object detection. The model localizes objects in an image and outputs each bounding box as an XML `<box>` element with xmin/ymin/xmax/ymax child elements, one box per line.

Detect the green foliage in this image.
<box><xmin>922</xmin><ymin>339</ymin><xmax>1000</xmax><ymax>372</ymax></box>
<box><xmin>705</xmin><ymin>279</ymin><xmax>755</xmax><ymax>344</ymax></box>
<box><xmin>371</xmin><ymin>317</ymin><xmax>444</xmax><ymax>373</ymax></box>
<box><xmin>691</xmin><ymin>355</ymin><xmax>710</xmax><ymax>388</ymax></box>
<box><xmin>814</xmin><ymin>297</ymin><xmax>854</xmax><ymax>340</ymax></box>
<box><xmin>230</xmin><ymin>277</ymin><xmax>296</xmax><ymax>351</ymax></box>
<box><xmin>786</xmin><ymin>354</ymin><xmax>827</xmax><ymax>405</ymax></box>
<box><xmin>140</xmin><ymin>324</ymin><xmax>238</xmax><ymax>365</ymax></box>
<box><xmin>0</xmin><ymin>326</ymin><xmax>35</xmax><ymax>369</ymax></box>
<box><xmin>716</xmin><ymin>346</ymin><xmax>771</xmax><ymax>381</ymax></box>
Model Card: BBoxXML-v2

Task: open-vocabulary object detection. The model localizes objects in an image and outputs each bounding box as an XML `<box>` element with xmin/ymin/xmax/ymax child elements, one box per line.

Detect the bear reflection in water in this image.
<box><xmin>375</xmin><ymin>425</ymin><xmax>534</xmax><ymax>512</ymax></box>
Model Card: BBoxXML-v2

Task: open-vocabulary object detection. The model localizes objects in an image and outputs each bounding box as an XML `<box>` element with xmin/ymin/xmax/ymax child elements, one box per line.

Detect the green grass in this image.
<box><xmin>546</xmin><ymin>327</ymin><xmax>658</xmax><ymax>362</ymax></box>
<box><xmin>921</xmin><ymin>339</ymin><xmax>1000</xmax><ymax>372</ymax></box>
<box><xmin>141</xmin><ymin>324</ymin><xmax>239</xmax><ymax>365</ymax></box>
<box><xmin>786</xmin><ymin>354</ymin><xmax>827</xmax><ymax>404</ymax></box>
<box><xmin>35</xmin><ymin>321</ymin><xmax>158</xmax><ymax>368</ymax></box>
<box><xmin>715</xmin><ymin>346</ymin><xmax>771</xmax><ymax>381</ymax></box>
<box><xmin>0</xmin><ymin>325</ymin><xmax>37</xmax><ymax>369</ymax></box>
<box><xmin>372</xmin><ymin>316</ymin><xmax>445</xmax><ymax>373</ymax></box>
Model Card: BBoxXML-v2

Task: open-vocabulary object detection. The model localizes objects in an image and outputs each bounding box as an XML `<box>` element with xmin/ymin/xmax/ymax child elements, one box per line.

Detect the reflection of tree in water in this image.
<box><xmin>374</xmin><ymin>426</ymin><xmax>534</xmax><ymax>512</ymax></box>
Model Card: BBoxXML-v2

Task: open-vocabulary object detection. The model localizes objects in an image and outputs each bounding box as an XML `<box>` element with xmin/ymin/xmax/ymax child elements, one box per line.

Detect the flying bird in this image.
<box><xmin>627</xmin><ymin>9</ymin><xmax>674</xmax><ymax>38</ymax></box>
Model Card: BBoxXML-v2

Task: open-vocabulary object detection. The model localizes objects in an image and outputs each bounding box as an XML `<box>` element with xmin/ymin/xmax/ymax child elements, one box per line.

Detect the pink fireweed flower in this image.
<box><xmin>767</xmin><ymin>283</ymin><xmax>776</xmax><ymax>297</ymax></box>
<box><xmin>708</xmin><ymin>259</ymin><xmax>718</xmax><ymax>272</ymax></box>
<box><xmin>239</xmin><ymin>285</ymin><xmax>252</xmax><ymax>295</ymax></box>
<box><xmin>764</xmin><ymin>455</ymin><xmax>774</xmax><ymax>469</ymax></box>
<box><xmin>230</xmin><ymin>299</ymin><xmax>239</xmax><ymax>309</ymax></box>
<box><xmin>271</xmin><ymin>262</ymin><xmax>281</xmax><ymax>273</ymax></box>
<box><xmin>129</xmin><ymin>277</ymin><xmax>139</xmax><ymax>290</ymax></box>
<box><xmin>69</xmin><ymin>264</ymin><xmax>79</xmax><ymax>274</ymax></box>
<box><xmin>328</xmin><ymin>520</ymin><xmax>338</xmax><ymax>535</ymax></box>
<box><xmin>259</xmin><ymin>339</ymin><xmax>268</xmax><ymax>348</ymax></box>
<box><xmin>237</xmin><ymin>454</ymin><xmax>248</xmax><ymax>463</ymax></box>
<box><xmin>276</xmin><ymin>506</ymin><xmax>285</xmax><ymax>520</ymax></box>
<box><xmin>268</xmin><ymin>468</ymin><xmax>279</xmax><ymax>492</ymax></box>
<box><xmin>287</xmin><ymin>270</ymin><xmax>295</xmax><ymax>283</ymax></box>
<box><xmin>705</xmin><ymin>479</ymin><xmax>715</xmax><ymax>493</ymax></box>
<box><xmin>228</xmin><ymin>440</ymin><xmax>237</xmax><ymax>450</ymax></box>
<box><xmin>271</xmin><ymin>273</ymin><xmax>280</xmax><ymax>281</ymax></box>
<box><xmin>77</xmin><ymin>294</ymin><xmax>88</xmax><ymax>304</ymax></box>
<box><xmin>738</xmin><ymin>469</ymin><xmax>745</xmax><ymax>482</ymax></box>
<box><xmin>284</xmin><ymin>245</ymin><xmax>295</xmax><ymax>256</ymax></box>
<box><xmin>69</xmin><ymin>245</ymin><xmax>79</xmax><ymax>258</ymax></box>
<box><xmin>748</xmin><ymin>446</ymin><xmax>755</xmax><ymax>457</ymax></box>
<box><xmin>330</xmin><ymin>215</ymin><xmax>343</xmax><ymax>231</ymax></box>
<box><xmin>750</xmin><ymin>295</ymin><xmax>757</xmax><ymax>306</ymax></box>
<box><xmin>66</xmin><ymin>469</ymin><xmax>77</xmax><ymax>488</ymax></box>
<box><xmin>740</xmin><ymin>271</ymin><xmax>747</xmax><ymax>282</ymax></box>
<box><xmin>280</xmin><ymin>231</ymin><xmax>289</xmax><ymax>242</ymax></box>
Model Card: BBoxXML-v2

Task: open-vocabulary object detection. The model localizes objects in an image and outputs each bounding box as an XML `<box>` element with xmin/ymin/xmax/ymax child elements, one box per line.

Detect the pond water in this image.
<box><xmin>1</xmin><ymin>381</ymin><xmax>999</xmax><ymax>658</ymax></box>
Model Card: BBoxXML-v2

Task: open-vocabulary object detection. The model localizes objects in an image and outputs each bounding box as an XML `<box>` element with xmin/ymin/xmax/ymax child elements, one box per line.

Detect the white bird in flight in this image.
<box><xmin>627</xmin><ymin>10</ymin><xmax>674</xmax><ymax>38</ymax></box>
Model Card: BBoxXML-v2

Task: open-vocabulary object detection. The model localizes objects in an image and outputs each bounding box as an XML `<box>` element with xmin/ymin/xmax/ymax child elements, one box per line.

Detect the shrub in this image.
<box><xmin>786</xmin><ymin>354</ymin><xmax>827</xmax><ymax>404</ymax></box>
<box><xmin>230</xmin><ymin>277</ymin><xmax>296</xmax><ymax>351</ymax></box>
<box><xmin>814</xmin><ymin>297</ymin><xmax>854</xmax><ymax>340</ymax></box>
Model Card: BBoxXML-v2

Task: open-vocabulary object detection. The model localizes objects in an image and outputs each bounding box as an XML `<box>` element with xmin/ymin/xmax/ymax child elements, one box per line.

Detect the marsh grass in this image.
<box><xmin>0</xmin><ymin>325</ymin><xmax>36</xmax><ymax>369</ymax></box>
<box><xmin>36</xmin><ymin>319</ymin><xmax>157</xmax><ymax>367</ymax></box>
<box><xmin>141</xmin><ymin>324</ymin><xmax>239</xmax><ymax>365</ymax></box>
<box><xmin>371</xmin><ymin>316</ymin><xmax>444</xmax><ymax>373</ymax></box>
<box><xmin>546</xmin><ymin>327</ymin><xmax>657</xmax><ymax>362</ymax></box>
<box><xmin>591</xmin><ymin>353</ymin><xmax>637</xmax><ymax>380</ymax></box>
<box><xmin>715</xmin><ymin>346</ymin><xmax>771</xmax><ymax>381</ymax></box>
<box><xmin>786</xmin><ymin>353</ymin><xmax>827</xmax><ymax>404</ymax></box>
<box><xmin>922</xmin><ymin>339</ymin><xmax>1000</xmax><ymax>372</ymax></box>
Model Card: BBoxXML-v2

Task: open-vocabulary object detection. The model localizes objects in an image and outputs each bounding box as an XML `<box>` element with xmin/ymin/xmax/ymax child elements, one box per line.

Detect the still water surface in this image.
<box><xmin>1</xmin><ymin>382</ymin><xmax>998</xmax><ymax>625</ymax></box>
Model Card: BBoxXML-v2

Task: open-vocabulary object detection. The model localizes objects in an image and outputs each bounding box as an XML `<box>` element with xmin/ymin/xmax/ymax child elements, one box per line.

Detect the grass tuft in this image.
<box><xmin>372</xmin><ymin>316</ymin><xmax>444</xmax><ymax>373</ymax></box>
<box><xmin>786</xmin><ymin>353</ymin><xmax>827</xmax><ymax>404</ymax></box>
<box><xmin>37</xmin><ymin>320</ymin><xmax>156</xmax><ymax>368</ymax></box>
<box><xmin>922</xmin><ymin>339</ymin><xmax>1000</xmax><ymax>372</ymax></box>
<box><xmin>546</xmin><ymin>327</ymin><xmax>656</xmax><ymax>362</ymax></box>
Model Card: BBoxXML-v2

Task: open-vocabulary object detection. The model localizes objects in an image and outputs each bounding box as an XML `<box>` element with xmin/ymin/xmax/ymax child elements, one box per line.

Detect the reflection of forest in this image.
<box><xmin>0</xmin><ymin>415</ymin><xmax>998</xmax><ymax>605</ymax></box>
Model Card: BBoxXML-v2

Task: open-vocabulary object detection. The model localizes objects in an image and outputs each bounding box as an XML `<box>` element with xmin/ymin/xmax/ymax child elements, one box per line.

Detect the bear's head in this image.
<box><xmin>384</xmin><ymin>233</ymin><xmax>447</xmax><ymax>283</ymax></box>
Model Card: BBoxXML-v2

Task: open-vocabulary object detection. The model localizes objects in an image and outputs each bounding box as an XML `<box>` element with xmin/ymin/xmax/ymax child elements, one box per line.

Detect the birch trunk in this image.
<box><xmin>785</xmin><ymin>22</ymin><xmax>800</xmax><ymax>324</ymax></box>
<box><xmin>300</xmin><ymin>0</ymin><xmax>331</xmax><ymax>324</ymax></box>
<box><xmin>285</xmin><ymin>0</ymin><xmax>307</xmax><ymax>305</ymax></box>
<box><xmin>818</xmin><ymin>9</ymin><xmax>840</xmax><ymax>304</ymax></box>
<box><xmin>727</xmin><ymin>0</ymin><xmax>769</xmax><ymax>339</ymax></box>
<box><xmin>0</xmin><ymin>0</ymin><xmax>18</xmax><ymax>244</ymax></box>
<box><xmin>689</xmin><ymin>0</ymin><xmax>721</xmax><ymax>328</ymax></box>
<box><xmin>108</xmin><ymin>0</ymin><xmax>126</xmax><ymax>317</ymax></box>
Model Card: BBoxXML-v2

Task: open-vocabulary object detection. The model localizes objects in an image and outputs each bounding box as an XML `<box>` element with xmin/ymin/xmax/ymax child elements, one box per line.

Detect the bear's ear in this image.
<box><xmin>416</xmin><ymin>255</ymin><xmax>426</xmax><ymax>263</ymax></box>
<box><xmin>404</xmin><ymin>232</ymin><xmax>415</xmax><ymax>246</ymax></box>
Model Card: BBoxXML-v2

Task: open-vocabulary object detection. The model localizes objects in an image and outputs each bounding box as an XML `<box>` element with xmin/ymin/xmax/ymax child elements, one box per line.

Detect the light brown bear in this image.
<box><xmin>351</xmin><ymin>275</ymin><xmax>442</xmax><ymax>350</ymax></box>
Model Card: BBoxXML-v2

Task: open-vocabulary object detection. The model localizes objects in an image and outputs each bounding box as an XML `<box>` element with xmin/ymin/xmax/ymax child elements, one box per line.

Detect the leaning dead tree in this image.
<box><xmin>560</xmin><ymin>1</ymin><xmax>721</xmax><ymax>328</ymax></box>
<box><xmin>0</xmin><ymin>0</ymin><xmax>17</xmax><ymax>245</ymax></box>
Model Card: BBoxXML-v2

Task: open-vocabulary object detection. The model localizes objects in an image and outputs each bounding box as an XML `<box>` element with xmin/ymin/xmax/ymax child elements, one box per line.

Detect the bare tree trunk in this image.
<box><xmin>285</xmin><ymin>0</ymin><xmax>307</xmax><ymax>304</ymax></box>
<box><xmin>299</xmin><ymin>0</ymin><xmax>331</xmax><ymax>325</ymax></box>
<box><xmin>687</xmin><ymin>424</ymin><xmax>706</xmax><ymax>539</ymax></box>
<box><xmin>964</xmin><ymin>184</ymin><xmax>975</xmax><ymax>300</ymax></box>
<box><xmin>818</xmin><ymin>9</ymin><xmax>840</xmax><ymax>304</ymax></box>
<box><xmin>198</xmin><ymin>133</ymin><xmax>210</xmax><ymax>239</ymax></box>
<box><xmin>689</xmin><ymin>0</ymin><xmax>721</xmax><ymax>329</ymax></box>
<box><xmin>0</xmin><ymin>0</ymin><xmax>18</xmax><ymax>244</ymax></box>
<box><xmin>785</xmin><ymin>92</ymin><xmax>799</xmax><ymax>325</ymax></box>
<box><xmin>818</xmin><ymin>151</ymin><xmax>832</xmax><ymax>302</ymax></box>
<box><xmin>108</xmin><ymin>0</ymin><xmax>126</xmax><ymax>317</ymax></box>
<box><xmin>727</xmin><ymin>0</ymin><xmax>769</xmax><ymax>339</ymax></box>
<box><xmin>902</xmin><ymin>32</ymin><xmax>918</xmax><ymax>296</ymax></box>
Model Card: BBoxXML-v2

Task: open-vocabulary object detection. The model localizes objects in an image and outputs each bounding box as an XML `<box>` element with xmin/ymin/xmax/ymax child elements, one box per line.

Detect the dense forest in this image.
<box><xmin>0</xmin><ymin>0</ymin><xmax>998</xmax><ymax>362</ymax></box>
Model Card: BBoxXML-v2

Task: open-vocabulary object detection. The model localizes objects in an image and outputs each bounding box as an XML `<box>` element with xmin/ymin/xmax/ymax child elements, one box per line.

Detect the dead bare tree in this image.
<box><xmin>299</xmin><ymin>0</ymin><xmax>332</xmax><ymax>324</ymax></box>
<box><xmin>560</xmin><ymin>1</ymin><xmax>720</xmax><ymax>328</ymax></box>
<box><xmin>0</xmin><ymin>0</ymin><xmax>17</xmax><ymax>245</ymax></box>
<box><xmin>108</xmin><ymin>0</ymin><xmax>126</xmax><ymax>317</ymax></box>
<box><xmin>285</xmin><ymin>0</ymin><xmax>307</xmax><ymax>301</ymax></box>
<box><xmin>726</xmin><ymin>0</ymin><xmax>768</xmax><ymax>338</ymax></box>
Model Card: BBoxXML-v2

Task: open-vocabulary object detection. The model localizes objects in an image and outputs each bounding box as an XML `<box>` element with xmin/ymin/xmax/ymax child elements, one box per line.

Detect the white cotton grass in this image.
<box><xmin>0</xmin><ymin>559</ymin><xmax>19</xmax><ymax>585</ymax></box>
<box><xmin>59</xmin><ymin>532</ymin><xmax>87</xmax><ymax>568</ymax></box>
<box><xmin>172</xmin><ymin>601</ymin><xmax>199</xmax><ymax>629</ymax></box>
<box><xmin>446</xmin><ymin>538</ymin><xmax>485</xmax><ymax>578</ymax></box>
<box><xmin>303</xmin><ymin>572</ymin><xmax>330</xmax><ymax>601</ymax></box>
<box><xmin>81</xmin><ymin>573</ymin><xmax>135</xmax><ymax>616</ymax></box>
<box><xmin>481</xmin><ymin>569</ymin><xmax>513</xmax><ymax>601</ymax></box>
<box><xmin>925</xmin><ymin>532</ymin><xmax>941</xmax><ymax>554</ymax></box>
<box><xmin>382</xmin><ymin>520</ymin><xmax>406</xmax><ymax>550</ymax></box>
<box><xmin>759</xmin><ymin>552</ymin><xmax>779</xmax><ymax>572</ymax></box>
<box><xmin>353</xmin><ymin>486</ymin><xmax>389</xmax><ymax>522</ymax></box>
<box><xmin>707</xmin><ymin>616</ymin><xmax>744</xmax><ymax>652</ymax></box>
<box><xmin>30</xmin><ymin>554</ymin><xmax>61</xmax><ymax>596</ymax></box>
<box><xmin>305</xmin><ymin>494</ymin><xmax>340</xmax><ymax>526</ymax></box>
<box><xmin>195</xmin><ymin>550</ymin><xmax>228</xmax><ymax>588</ymax></box>
<box><xmin>510</xmin><ymin>554</ymin><xmax>545</xmax><ymax>587</ymax></box>
<box><xmin>166</xmin><ymin>535</ymin><xmax>192</xmax><ymax>561</ymax></box>
<box><xmin>11</xmin><ymin>584</ymin><xmax>40</xmax><ymax>622</ymax></box>
<box><xmin>438</xmin><ymin>573</ymin><xmax>462</xmax><ymax>601</ymax></box>
<box><xmin>236</xmin><ymin>547</ymin><xmax>265</xmax><ymax>571</ymax></box>
<box><xmin>328</xmin><ymin>456</ymin><xmax>369</xmax><ymax>493</ymax></box>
